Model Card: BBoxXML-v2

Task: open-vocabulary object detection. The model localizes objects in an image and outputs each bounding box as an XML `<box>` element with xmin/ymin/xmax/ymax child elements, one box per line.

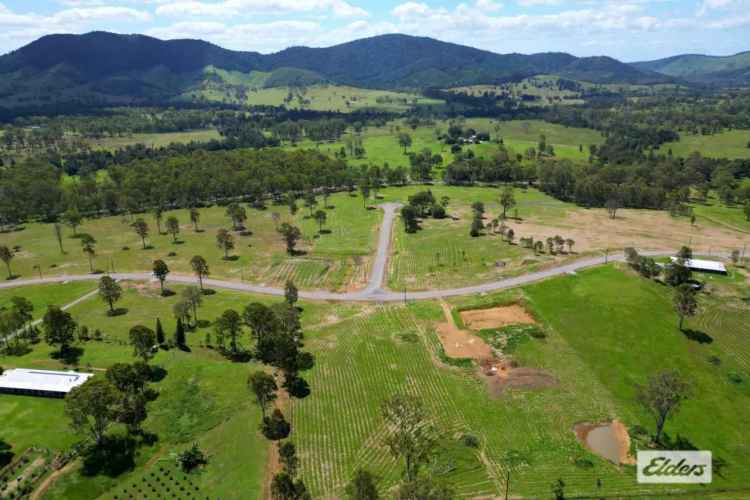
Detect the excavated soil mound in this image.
<box><xmin>460</xmin><ymin>305</ymin><xmax>537</xmax><ymax>330</ymax></box>
<box><xmin>574</xmin><ymin>420</ymin><xmax>635</xmax><ymax>465</ymax></box>
<box><xmin>482</xmin><ymin>360</ymin><xmax>558</xmax><ymax>397</ymax></box>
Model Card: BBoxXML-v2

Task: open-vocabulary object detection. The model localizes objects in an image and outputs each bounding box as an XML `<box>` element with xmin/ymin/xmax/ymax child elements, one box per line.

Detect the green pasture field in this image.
<box><xmin>85</xmin><ymin>129</ymin><xmax>222</xmax><ymax>151</ymax></box>
<box><xmin>659</xmin><ymin>129</ymin><xmax>750</xmax><ymax>159</ymax></box>
<box><xmin>287</xmin><ymin>118</ymin><xmax>601</xmax><ymax>168</ymax></box>
<box><xmin>0</xmin><ymin>281</ymin><xmax>96</xmax><ymax>318</ymax></box>
<box><xmin>377</xmin><ymin>185</ymin><xmax>576</xmax><ymax>290</ymax></box>
<box><xmin>0</xmin><ymin>284</ymin><xmax>360</xmax><ymax>500</ymax></box>
<box><xmin>183</xmin><ymin>84</ymin><xmax>441</xmax><ymax>113</ymax></box>
<box><xmin>448</xmin><ymin>76</ymin><xmax>585</xmax><ymax>106</ymax></box>
<box><xmin>691</xmin><ymin>192</ymin><xmax>750</xmax><ymax>233</ymax></box>
<box><xmin>291</xmin><ymin>264</ymin><xmax>750</xmax><ymax>497</ymax></box>
<box><xmin>0</xmin><ymin>190</ymin><xmax>381</xmax><ymax>292</ymax></box>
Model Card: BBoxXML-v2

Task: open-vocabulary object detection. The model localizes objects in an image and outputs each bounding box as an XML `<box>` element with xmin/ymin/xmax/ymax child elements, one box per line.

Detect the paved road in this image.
<box><xmin>0</xmin><ymin>202</ymin><xmax>727</xmax><ymax>302</ymax></box>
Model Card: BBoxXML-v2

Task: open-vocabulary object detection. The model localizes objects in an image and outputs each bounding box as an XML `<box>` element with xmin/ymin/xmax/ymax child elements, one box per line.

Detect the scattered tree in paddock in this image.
<box><xmin>131</xmin><ymin>218</ymin><xmax>150</xmax><ymax>249</ymax></box>
<box><xmin>304</xmin><ymin>191</ymin><xmax>318</xmax><ymax>217</ymax></box>
<box><xmin>381</xmin><ymin>394</ymin><xmax>437</xmax><ymax>483</ymax></box>
<box><xmin>243</xmin><ymin>302</ymin><xmax>281</xmax><ymax>343</ymax></box>
<box><xmin>190</xmin><ymin>207</ymin><xmax>201</xmax><ymax>231</ymax></box>
<box><xmin>53</xmin><ymin>223</ymin><xmax>65</xmax><ymax>254</ymax></box>
<box><xmin>43</xmin><ymin>305</ymin><xmax>77</xmax><ymax>355</ymax></box>
<box><xmin>64</xmin><ymin>207</ymin><xmax>82</xmax><ymax>236</ymax></box>
<box><xmin>216</xmin><ymin>228</ymin><xmax>236</xmax><ymax>259</ymax></box>
<box><xmin>166</xmin><ymin>216</ymin><xmax>180</xmax><ymax>242</ymax></box>
<box><xmin>181</xmin><ymin>286</ymin><xmax>203</xmax><ymax>325</ymax></box>
<box><xmin>81</xmin><ymin>234</ymin><xmax>96</xmax><ymax>272</ymax></box>
<box><xmin>401</xmin><ymin>205</ymin><xmax>419</xmax><ymax>233</ymax></box>
<box><xmin>279</xmin><ymin>441</ymin><xmax>299</xmax><ymax>478</ymax></box>
<box><xmin>664</xmin><ymin>261</ymin><xmax>691</xmax><ymax>287</ymax></box>
<box><xmin>271</xmin><ymin>471</ymin><xmax>310</xmax><ymax>500</ymax></box>
<box><xmin>636</xmin><ymin>370</ymin><xmax>691</xmax><ymax>444</ymax></box>
<box><xmin>285</xmin><ymin>280</ymin><xmax>298</xmax><ymax>307</ymax></box>
<box><xmin>174</xmin><ymin>317</ymin><xmax>186</xmax><ymax>347</ymax></box>
<box><xmin>98</xmin><ymin>276</ymin><xmax>122</xmax><ymax>314</ymax></box>
<box><xmin>190</xmin><ymin>255</ymin><xmax>210</xmax><ymax>290</ymax></box>
<box><xmin>346</xmin><ymin>469</ymin><xmax>380</xmax><ymax>500</ymax></box>
<box><xmin>272</xmin><ymin>212</ymin><xmax>281</xmax><ymax>229</ymax></box>
<box><xmin>398</xmin><ymin>132</ymin><xmax>412</xmax><ymax>154</ymax></box>
<box><xmin>0</xmin><ymin>245</ymin><xmax>15</xmax><ymax>279</ymax></box>
<box><xmin>566</xmin><ymin>238</ymin><xmax>575</xmax><ymax>253</ymax></box>
<box><xmin>286</xmin><ymin>192</ymin><xmax>298</xmax><ymax>216</ymax></box>
<box><xmin>129</xmin><ymin>325</ymin><xmax>157</xmax><ymax>363</ymax></box>
<box><xmin>152</xmin><ymin>259</ymin><xmax>170</xmax><ymax>295</ymax></box>
<box><xmin>396</xmin><ymin>476</ymin><xmax>454</xmax><ymax>500</ymax></box>
<box><xmin>605</xmin><ymin>198</ymin><xmax>621</xmax><ymax>219</ymax></box>
<box><xmin>155</xmin><ymin>318</ymin><xmax>165</xmax><ymax>345</ymax></box>
<box><xmin>226</xmin><ymin>203</ymin><xmax>247</xmax><ymax>231</ymax></box>
<box><xmin>178</xmin><ymin>443</ymin><xmax>208</xmax><ymax>472</ymax></box>
<box><xmin>673</xmin><ymin>284</ymin><xmax>698</xmax><ymax>330</ymax></box>
<box><xmin>499</xmin><ymin>186</ymin><xmax>516</xmax><ymax>219</ymax></box>
<box><xmin>65</xmin><ymin>378</ymin><xmax>121</xmax><ymax>446</ymax></box>
<box><xmin>214</xmin><ymin>309</ymin><xmax>243</xmax><ymax>355</ymax></box>
<box><xmin>278</xmin><ymin>223</ymin><xmax>302</xmax><ymax>255</ymax></box>
<box><xmin>152</xmin><ymin>206</ymin><xmax>164</xmax><ymax>235</ymax></box>
<box><xmin>313</xmin><ymin>210</ymin><xmax>327</xmax><ymax>233</ymax></box>
<box><xmin>359</xmin><ymin>181</ymin><xmax>371</xmax><ymax>208</ymax></box>
<box><xmin>262</xmin><ymin>408</ymin><xmax>291</xmax><ymax>440</ymax></box>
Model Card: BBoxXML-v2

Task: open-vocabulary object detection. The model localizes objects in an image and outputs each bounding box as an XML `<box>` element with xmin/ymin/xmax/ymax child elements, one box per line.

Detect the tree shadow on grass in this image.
<box><xmin>107</xmin><ymin>308</ymin><xmax>129</xmax><ymax>317</ymax></box>
<box><xmin>81</xmin><ymin>435</ymin><xmax>137</xmax><ymax>477</ymax></box>
<box><xmin>319</xmin><ymin>229</ymin><xmax>332</xmax><ymax>235</ymax></box>
<box><xmin>5</xmin><ymin>275</ymin><xmax>20</xmax><ymax>281</ymax></box>
<box><xmin>682</xmin><ymin>328</ymin><xmax>713</xmax><ymax>344</ymax></box>
<box><xmin>160</xmin><ymin>289</ymin><xmax>176</xmax><ymax>297</ymax></box>
<box><xmin>201</xmin><ymin>289</ymin><xmax>216</xmax><ymax>296</ymax></box>
<box><xmin>222</xmin><ymin>255</ymin><xmax>240</xmax><ymax>261</ymax></box>
<box><xmin>50</xmin><ymin>346</ymin><xmax>83</xmax><ymax>365</ymax></box>
<box><xmin>148</xmin><ymin>365</ymin><xmax>168</xmax><ymax>383</ymax></box>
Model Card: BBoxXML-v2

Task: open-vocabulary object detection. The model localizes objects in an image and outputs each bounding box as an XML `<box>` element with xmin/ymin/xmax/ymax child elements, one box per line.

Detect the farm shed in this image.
<box><xmin>0</xmin><ymin>369</ymin><xmax>93</xmax><ymax>398</ymax></box>
<box><xmin>669</xmin><ymin>257</ymin><xmax>728</xmax><ymax>275</ymax></box>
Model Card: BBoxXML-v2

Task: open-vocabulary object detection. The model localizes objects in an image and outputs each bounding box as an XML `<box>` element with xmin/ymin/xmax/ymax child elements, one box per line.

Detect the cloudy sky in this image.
<box><xmin>0</xmin><ymin>0</ymin><xmax>748</xmax><ymax>61</ymax></box>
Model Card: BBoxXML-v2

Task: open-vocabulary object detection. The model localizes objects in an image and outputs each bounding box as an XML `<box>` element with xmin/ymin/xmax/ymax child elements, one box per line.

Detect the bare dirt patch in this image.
<box><xmin>436</xmin><ymin>302</ymin><xmax>494</xmax><ymax>360</ymax></box>
<box><xmin>509</xmin><ymin>207</ymin><xmax>748</xmax><ymax>253</ymax></box>
<box><xmin>574</xmin><ymin>420</ymin><xmax>635</xmax><ymax>465</ymax></box>
<box><xmin>480</xmin><ymin>359</ymin><xmax>558</xmax><ymax>397</ymax></box>
<box><xmin>460</xmin><ymin>304</ymin><xmax>537</xmax><ymax>330</ymax></box>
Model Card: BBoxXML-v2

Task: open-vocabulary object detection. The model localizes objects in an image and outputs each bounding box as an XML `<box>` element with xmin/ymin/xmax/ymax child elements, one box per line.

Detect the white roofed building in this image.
<box><xmin>669</xmin><ymin>257</ymin><xmax>728</xmax><ymax>275</ymax></box>
<box><xmin>0</xmin><ymin>369</ymin><xmax>94</xmax><ymax>398</ymax></box>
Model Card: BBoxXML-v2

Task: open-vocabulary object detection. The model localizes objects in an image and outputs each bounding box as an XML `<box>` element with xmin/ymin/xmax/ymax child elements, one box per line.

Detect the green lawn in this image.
<box><xmin>0</xmin><ymin>281</ymin><xmax>96</xmax><ymax>318</ymax></box>
<box><xmin>659</xmin><ymin>129</ymin><xmax>750</xmax><ymax>159</ymax></box>
<box><xmin>1</xmin><ymin>190</ymin><xmax>381</xmax><ymax>292</ymax></box>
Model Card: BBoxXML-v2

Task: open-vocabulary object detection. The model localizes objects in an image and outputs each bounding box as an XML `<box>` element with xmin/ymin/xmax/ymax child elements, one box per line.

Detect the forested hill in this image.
<box><xmin>632</xmin><ymin>51</ymin><xmax>750</xmax><ymax>85</ymax></box>
<box><xmin>0</xmin><ymin>32</ymin><xmax>672</xmax><ymax>109</ymax></box>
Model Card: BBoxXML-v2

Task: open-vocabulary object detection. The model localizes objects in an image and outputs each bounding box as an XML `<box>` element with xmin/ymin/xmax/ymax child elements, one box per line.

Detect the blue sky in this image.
<box><xmin>0</xmin><ymin>1</ymin><xmax>748</xmax><ymax>61</ymax></box>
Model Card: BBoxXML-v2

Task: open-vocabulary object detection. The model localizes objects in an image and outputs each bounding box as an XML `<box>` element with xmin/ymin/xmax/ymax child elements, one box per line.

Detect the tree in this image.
<box><xmin>215</xmin><ymin>309</ymin><xmax>243</xmax><ymax>354</ymax></box>
<box><xmin>216</xmin><ymin>228</ymin><xmax>235</xmax><ymax>259</ymax></box>
<box><xmin>381</xmin><ymin>395</ymin><xmax>437</xmax><ymax>482</ymax></box>
<box><xmin>178</xmin><ymin>443</ymin><xmax>207</xmax><ymax>472</ymax></box>
<box><xmin>605</xmin><ymin>198</ymin><xmax>621</xmax><ymax>219</ymax></box>
<box><xmin>262</xmin><ymin>408</ymin><xmax>291</xmax><ymax>440</ymax></box>
<box><xmin>278</xmin><ymin>223</ymin><xmax>302</xmax><ymax>255</ymax></box>
<box><xmin>129</xmin><ymin>325</ymin><xmax>156</xmax><ymax>363</ymax></box>
<box><xmin>313</xmin><ymin>210</ymin><xmax>327</xmax><ymax>233</ymax></box>
<box><xmin>152</xmin><ymin>259</ymin><xmax>170</xmax><ymax>295</ymax></box>
<box><xmin>98</xmin><ymin>276</ymin><xmax>122</xmax><ymax>314</ymax></box>
<box><xmin>636</xmin><ymin>371</ymin><xmax>691</xmax><ymax>444</ymax></box>
<box><xmin>190</xmin><ymin>207</ymin><xmax>201</xmax><ymax>231</ymax></box>
<box><xmin>346</xmin><ymin>469</ymin><xmax>379</xmax><ymax>500</ymax></box>
<box><xmin>226</xmin><ymin>202</ymin><xmax>247</xmax><ymax>230</ymax></box>
<box><xmin>279</xmin><ymin>441</ymin><xmax>299</xmax><ymax>477</ymax></box>
<box><xmin>248</xmin><ymin>370</ymin><xmax>278</xmax><ymax>417</ymax></box>
<box><xmin>181</xmin><ymin>286</ymin><xmax>203</xmax><ymax>325</ymax></box>
<box><xmin>401</xmin><ymin>205</ymin><xmax>419</xmax><ymax>233</ymax></box>
<box><xmin>302</xmin><ymin>191</ymin><xmax>318</xmax><ymax>219</ymax></box>
<box><xmin>271</xmin><ymin>472</ymin><xmax>310</xmax><ymax>500</ymax></box>
<box><xmin>664</xmin><ymin>261</ymin><xmax>691</xmax><ymax>287</ymax></box>
<box><xmin>155</xmin><ymin>318</ymin><xmax>165</xmax><ymax>345</ymax></box>
<box><xmin>43</xmin><ymin>306</ymin><xmax>77</xmax><ymax>355</ymax></box>
<box><xmin>65</xmin><ymin>378</ymin><xmax>121</xmax><ymax>446</ymax></box>
<box><xmin>153</xmin><ymin>206</ymin><xmax>164</xmax><ymax>234</ymax></box>
<box><xmin>499</xmin><ymin>186</ymin><xmax>516</xmax><ymax>219</ymax></box>
<box><xmin>243</xmin><ymin>302</ymin><xmax>280</xmax><ymax>342</ymax></box>
<box><xmin>398</xmin><ymin>132</ymin><xmax>413</xmax><ymax>154</ymax></box>
<box><xmin>286</xmin><ymin>192</ymin><xmax>298</xmax><ymax>216</ymax></box>
<box><xmin>174</xmin><ymin>317</ymin><xmax>186</xmax><ymax>347</ymax></box>
<box><xmin>64</xmin><ymin>207</ymin><xmax>83</xmax><ymax>236</ymax></box>
<box><xmin>166</xmin><ymin>216</ymin><xmax>180</xmax><ymax>243</ymax></box>
<box><xmin>744</xmin><ymin>201</ymin><xmax>750</xmax><ymax>221</ymax></box>
<box><xmin>190</xmin><ymin>255</ymin><xmax>210</xmax><ymax>290</ymax></box>
<box><xmin>284</xmin><ymin>280</ymin><xmax>298</xmax><ymax>307</ymax></box>
<box><xmin>673</xmin><ymin>284</ymin><xmax>698</xmax><ymax>330</ymax></box>
<box><xmin>0</xmin><ymin>245</ymin><xmax>14</xmax><ymax>279</ymax></box>
<box><xmin>173</xmin><ymin>300</ymin><xmax>192</xmax><ymax>329</ymax></box>
<box><xmin>53</xmin><ymin>222</ymin><xmax>65</xmax><ymax>254</ymax></box>
<box><xmin>360</xmin><ymin>180</ymin><xmax>371</xmax><ymax>208</ymax></box>
<box><xmin>131</xmin><ymin>218</ymin><xmax>150</xmax><ymax>249</ymax></box>
<box><xmin>81</xmin><ymin>234</ymin><xmax>96</xmax><ymax>272</ymax></box>
<box><xmin>731</xmin><ymin>249</ymin><xmax>740</xmax><ymax>265</ymax></box>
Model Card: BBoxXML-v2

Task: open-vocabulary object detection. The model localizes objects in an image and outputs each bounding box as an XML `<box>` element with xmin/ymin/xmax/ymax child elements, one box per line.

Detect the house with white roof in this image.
<box><xmin>0</xmin><ymin>369</ymin><xmax>94</xmax><ymax>398</ymax></box>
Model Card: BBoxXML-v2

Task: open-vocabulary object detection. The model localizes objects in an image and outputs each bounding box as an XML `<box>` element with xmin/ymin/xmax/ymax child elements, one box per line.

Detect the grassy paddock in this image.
<box><xmin>659</xmin><ymin>129</ymin><xmax>750</xmax><ymax>159</ymax></box>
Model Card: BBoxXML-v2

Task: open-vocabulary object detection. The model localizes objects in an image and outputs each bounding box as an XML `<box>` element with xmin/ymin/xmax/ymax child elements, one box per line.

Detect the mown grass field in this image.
<box><xmin>287</xmin><ymin>118</ymin><xmax>603</xmax><ymax>167</ymax></box>
<box><xmin>377</xmin><ymin>185</ymin><xmax>575</xmax><ymax>290</ymax></box>
<box><xmin>0</xmin><ymin>190</ymin><xmax>381</xmax><ymax>292</ymax></box>
<box><xmin>691</xmin><ymin>192</ymin><xmax>750</xmax><ymax>233</ymax></box>
<box><xmin>659</xmin><ymin>129</ymin><xmax>750</xmax><ymax>159</ymax></box>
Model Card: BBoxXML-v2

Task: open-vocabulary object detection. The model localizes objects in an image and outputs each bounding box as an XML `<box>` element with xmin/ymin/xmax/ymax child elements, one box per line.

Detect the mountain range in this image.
<box><xmin>0</xmin><ymin>32</ymin><xmax>747</xmax><ymax>109</ymax></box>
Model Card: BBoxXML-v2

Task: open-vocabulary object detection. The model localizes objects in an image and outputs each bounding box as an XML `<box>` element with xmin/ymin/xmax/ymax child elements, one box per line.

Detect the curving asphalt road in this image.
<box><xmin>0</xmin><ymin>204</ymin><xmax>726</xmax><ymax>303</ymax></box>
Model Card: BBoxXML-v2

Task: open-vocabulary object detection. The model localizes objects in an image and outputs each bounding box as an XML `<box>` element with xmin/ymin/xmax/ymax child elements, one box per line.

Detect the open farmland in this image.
<box><xmin>658</xmin><ymin>129</ymin><xmax>750</xmax><ymax>159</ymax></box>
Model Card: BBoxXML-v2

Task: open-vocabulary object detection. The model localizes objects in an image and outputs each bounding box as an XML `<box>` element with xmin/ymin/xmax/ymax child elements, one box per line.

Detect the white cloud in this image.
<box><xmin>475</xmin><ymin>0</ymin><xmax>502</xmax><ymax>12</ymax></box>
<box><xmin>52</xmin><ymin>6</ymin><xmax>152</xmax><ymax>24</ymax></box>
<box><xmin>155</xmin><ymin>0</ymin><xmax>369</xmax><ymax>19</ymax></box>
